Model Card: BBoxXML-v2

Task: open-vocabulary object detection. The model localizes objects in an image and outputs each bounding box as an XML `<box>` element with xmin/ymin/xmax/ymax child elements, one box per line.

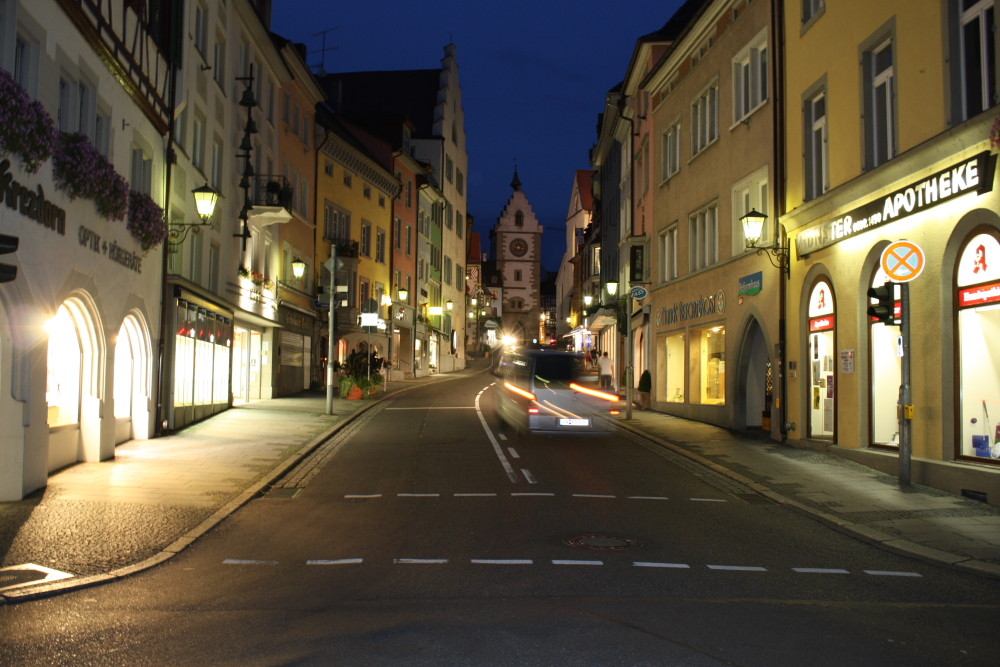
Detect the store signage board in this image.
<box><xmin>881</xmin><ymin>241</ymin><xmax>925</xmax><ymax>282</ymax></box>
<box><xmin>795</xmin><ymin>151</ymin><xmax>996</xmax><ymax>257</ymax></box>
<box><xmin>809</xmin><ymin>316</ymin><xmax>835</xmax><ymax>332</ymax></box>
<box><xmin>629</xmin><ymin>285</ymin><xmax>649</xmax><ymax>299</ymax></box>
<box><xmin>959</xmin><ymin>280</ymin><xmax>1000</xmax><ymax>307</ymax></box>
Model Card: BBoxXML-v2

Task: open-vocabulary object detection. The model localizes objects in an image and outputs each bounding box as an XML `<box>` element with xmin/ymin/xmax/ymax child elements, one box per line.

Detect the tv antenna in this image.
<box><xmin>310</xmin><ymin>27</ymin><xmax>340</xmax><ymax>74</ymax></box>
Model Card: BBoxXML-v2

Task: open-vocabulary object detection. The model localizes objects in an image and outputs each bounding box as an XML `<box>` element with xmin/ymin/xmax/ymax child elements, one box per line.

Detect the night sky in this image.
<box><xmin>270</xmin><ymin>0</ymin><xmax>686</xmax><ymax>271</ymax></box>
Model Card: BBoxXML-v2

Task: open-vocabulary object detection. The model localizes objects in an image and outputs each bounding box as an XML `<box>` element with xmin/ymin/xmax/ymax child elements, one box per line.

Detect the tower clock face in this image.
<box><xmin>509</xmin><ymin>238</ymin><xmax>528</xmax><ymax>257</ymax></box>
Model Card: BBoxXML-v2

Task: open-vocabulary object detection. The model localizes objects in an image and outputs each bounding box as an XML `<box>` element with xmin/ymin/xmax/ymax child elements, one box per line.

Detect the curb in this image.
<box><xmin>0</xmin><ymin>374</ymin><xmax>467</xmax><ymax>604</ymax></box>
<box><xmin>613</xmin><ymin>418</ymin><xmax>1000</xmax><ymax>581</ymax></box>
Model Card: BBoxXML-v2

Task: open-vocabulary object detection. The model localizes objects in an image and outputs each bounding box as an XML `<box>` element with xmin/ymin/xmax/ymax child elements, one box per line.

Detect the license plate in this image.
<box><xmin>559</xmin><ymin>418</ymin><xmax>590</xmax><ymax>426</ymax></box>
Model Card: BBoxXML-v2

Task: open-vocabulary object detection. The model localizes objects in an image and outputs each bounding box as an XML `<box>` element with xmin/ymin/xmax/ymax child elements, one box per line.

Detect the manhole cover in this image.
<box><xmin>564</xmin><ymin>534</ymin><xmax>643</xmax><ymax>550</ymax></box>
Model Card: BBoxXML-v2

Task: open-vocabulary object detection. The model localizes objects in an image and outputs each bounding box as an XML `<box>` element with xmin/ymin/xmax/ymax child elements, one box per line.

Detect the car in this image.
<box><xmin>495</xmin><ymin>349</ymin><xmax>622</xmax><ymax>435</ymax></box>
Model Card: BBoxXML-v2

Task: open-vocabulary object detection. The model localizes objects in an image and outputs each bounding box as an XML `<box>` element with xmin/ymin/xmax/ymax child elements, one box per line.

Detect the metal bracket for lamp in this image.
<box><xmin>740</xmin><ymin>208</ymin><xmax>790</xmax><ymax>277</ymax></box>
<box><xmin>167</xmin><ymin>184</ymin><xmax>220</xmax><ymax>249</ymax></box>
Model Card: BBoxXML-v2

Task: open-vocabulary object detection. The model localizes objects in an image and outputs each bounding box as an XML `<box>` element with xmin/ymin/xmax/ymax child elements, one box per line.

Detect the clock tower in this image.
<box><xmin>491</xmin><ymin>169</ymin><xmax>543</xmax><ymax>345</ymax></box>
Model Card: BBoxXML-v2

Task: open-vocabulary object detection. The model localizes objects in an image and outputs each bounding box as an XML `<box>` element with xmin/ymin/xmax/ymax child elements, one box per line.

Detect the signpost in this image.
<box><xmin>879</xmin><ymin>240</ymin><xmax>925</xmax><ymax>487</ymax></box>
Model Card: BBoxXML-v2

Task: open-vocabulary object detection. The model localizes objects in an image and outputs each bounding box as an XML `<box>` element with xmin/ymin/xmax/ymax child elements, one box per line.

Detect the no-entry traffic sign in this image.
<box><xmin>881</xmin><ymin>240</ymin><xmax>925</xmax><ymax>283</ymax></box>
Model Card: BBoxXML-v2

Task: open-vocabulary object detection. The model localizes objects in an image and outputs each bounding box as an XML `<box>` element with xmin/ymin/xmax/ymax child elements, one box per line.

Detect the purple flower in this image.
<box><xmin>0</xmin><ymin>68</ymin><xmax>57</xmax><ymax>173</ymax></box>
<box><xmin>52</xmin><ymin>132</ymin><xmax>128</xmax><ymax>220</ymax></box>
<box><xmin>127</xmin><ymin>190</ymin><xmax>167</xmax><ymax>251</ymax></box>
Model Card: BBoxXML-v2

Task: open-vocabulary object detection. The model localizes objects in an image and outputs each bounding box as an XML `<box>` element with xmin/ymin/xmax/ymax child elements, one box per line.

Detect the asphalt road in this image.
<box><xmin>2</xmin><ymin>373</ymin><xmax>999</xmax><ymax>666</ymax></box>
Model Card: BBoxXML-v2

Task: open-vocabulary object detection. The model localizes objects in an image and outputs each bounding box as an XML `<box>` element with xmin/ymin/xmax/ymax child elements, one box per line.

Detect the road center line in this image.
<box><xmin>307</xmin><ymin>559</ymin><xmax>363</xmax><ymax>565</ymax></box>
<box><xmin>552</xmin><ymin>559</ymin><xmax>604</xmax><ymax>566</ymax></box>
<box><xmin>628</xmin><ymin>496</ymin><xmax>670</xmax><ymax>500</ymax></box>
<box><xmin>707</xmin><ymin>564</ymin><xmax>767</xmax><ymax>571</ymax></box>
<box><xmin>395</xmin><ymin>558</ymin><xmax>449</xmax><ymax>564</ymax></box>
<box><xmin>572</xmin><ymin>493</ymin><xmax>616</xmax><ymax>498</ymax></box>
<box><xmin>792</xmin><ymin>567</ymin><xmax>849</xmax><ymax>574</ymax></box>
<box><xmin>521</xmin><ymin>468</ymin><xmax>537</xmax><ymax>484</ymax></box>
<box><xmin>511</xmin><ymin>492</ymin><xmax>554</xmax><ymax>497</ymax></box>
<box><xmin>690</xmin><ymin>498</ymin><xmax>728</xmax><ymax>503</ymax></box>
<box><xmin>453</xmin><ymin>492</ymin><xmax>498</xmax><ymax>497</ymax></box>
<box><xmin>864</xmin><ymin>570</ymin><xmax>922</xmax><ymax>577</ymax></box>
<box><xmin>223</xmin><ymin>559</ymin><xmax>279</xmax><ymax>565</ymax></box>
<box><xmin>344</xmin><ymin>494</ymin><xmax>382</xmax><ymax>499</ymax></box>
<box><xmin>471</xmin><ymin>559</ymin><xmax>533</xmax><ymax>565</ymax></box>
<box><xmin>507</xmin><ymin>447</ymin><xmax>520</xmax><ymax>459</ymax></box>
<box><xmin>634</xmin><ymin>562</ymin><xmax>691</xmax><ymax>569</ymax></box>
<box><xmin>398</xmin><ymin>493</ymin><xmax>440</xmax><ymax>497</ymax></box>
<box><xmin>475</xmin><ymin>387</ymin><xmax>519</xmax><ymax>483</ymax></box>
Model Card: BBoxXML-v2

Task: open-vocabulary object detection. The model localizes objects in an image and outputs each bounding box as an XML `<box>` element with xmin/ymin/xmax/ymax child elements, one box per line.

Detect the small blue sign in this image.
<box><xmin>738</xmin><ymin>271</ymin><xmax>763</xmax><ymax>297</ymax></box>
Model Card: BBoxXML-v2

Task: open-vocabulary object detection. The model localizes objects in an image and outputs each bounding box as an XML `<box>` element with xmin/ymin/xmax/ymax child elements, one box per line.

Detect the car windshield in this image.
<box><xmin>532</xmin><ymin>355</ymin><xmax>581</xmax><ymax>386</ymax></box>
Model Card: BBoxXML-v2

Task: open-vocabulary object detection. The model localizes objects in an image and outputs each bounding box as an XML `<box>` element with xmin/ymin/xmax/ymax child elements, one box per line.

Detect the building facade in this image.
<box><xmin>781</xmin><ymin>0</ymin><xmax>1000</xmax><ymax>500</ymax></box>
<box><xmin>491</xmin><ymin>170</ymin><xmax>543</xmax><ymax>345</ymax></box>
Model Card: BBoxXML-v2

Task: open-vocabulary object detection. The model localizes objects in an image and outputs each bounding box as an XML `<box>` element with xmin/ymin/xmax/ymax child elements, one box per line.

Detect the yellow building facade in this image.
<box><xmin>781</xmin><ymin>0</ymin><xmax>1000</xmax><ymax>501</ymax></box>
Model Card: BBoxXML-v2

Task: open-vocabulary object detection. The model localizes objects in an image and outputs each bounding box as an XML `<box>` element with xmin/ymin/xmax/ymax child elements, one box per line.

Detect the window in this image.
<box><xmin>213</xmin><ymin>36</ymin><xmax>226</xmax><ymax>87</ymax></box>
<box><xmin>406</xmin><ymin>179</ymin><xmax>413</xmax><ymax>208</ymax></box>
<box><xmin>691</xmin><ymin>325</ymin><xmax>726</xmax><ymax>404</ymax></box>
<box><xmin>444</xmin><ymin>256</ymin><xmax>453</xmax><ymax>284</ymax></box>
<box><xmin>955</xmin><ymin>0</ymin><xmax>997</xmax><ymax>120</ymax></box>
<box><xmin>515</xmin><ymin>211</ymin><xmax>524</xmax><ymax>227</ymax></box>
<box><xmin>803</xmin><ymin>0</ymin><xmax>825</xmax><ymax>25</ymax></box>
<box><xmin>58</xmin><ymin>77</ymin><xmax>74</xmax><ymax>132</ymax></box>
<box><xmin>664</xmin><ymin>332</ymin><xmax>686</xmax><ymax>402</ymax></box>
<box><xmin>689</xmin><ymin>203</ymin><xmax>718</xmax><ymax>271</ymax></box>
<box><xmin>363</xmin><ymin>184</ymin><xmax>371</xmax><ymax>199</ymax></box>
<box><xmin>406</xmin><ymin>224</ymin><xmax>413</xmax><ymax>255</ymax></box>
<box><xmin>456</xmin><ymin>265</ymin><xmax>463</xmax><ymax>291</ymax></box>
<box><xmin>376</xmin><ymin>228</ymin><xmax>386</xmax><ymax>263</ymax></box>
<box><xmin>691</xmin><ymin>82</ymin><xmax>719</xmax><ymax>155</ymax></box>
<box><xmin>394</xmin><ymin>218</ymin><xmax>402</xmax><ymax>250</ymax></box>
<box><xmin>804</xmin><ymin>86</ymin><xmax>828</xmax><ymax>200</ymax></box>
<box><xmin>662</xmin><ymin>120</ymin><xmax>681</xmax><ymax>181</ymax></box>
<box><xmin>13</xmin><ymin>34</ymin><xmax>35</xmax><ymax>91</ymax></box>
<box><xmin>732</xmin><ymin>167</ymin><xmax>769</xmax><ymax>252</ymax></box>
<box><xmin>514</xmin><ymin>269</ymin><xmax>522</xmax><ymax>281</ymax></box>
<box><xmin>131</xmin><ymin>147</ymin><xmax>153</xmax><ymax>195</ymax></box>
<box><xmin>194</xmin><ymin>3</ymin><xmax>208</xmax><ymax>56</ymax></box>
<box><xmin>324</xmin><ymin>160</ymin><xmax>333</xmax><ymax>176</ymax></box>
<box><xmin>733</xmin><ymin>33</ymin><xmax>768</xmax><ymax>121</ymax></box>
<box><xmin>630</xmin><ymin>245</ymin><xmax>645</xmax><ymax>283</ymax></box>
<box><xmin>361</xmin><ymin>220</ymin><xmax>372</xmax><ymax>257</ymax></box>
<box><xmin>446</xmin><ymin>155</ymin><xmax>454</xmax><ymax>182</ymax></box>
<box><xmin>659</xmin><ymin>225</ymin><xmax>678</xmax><ymax>283</ymax></box>
<box><xmin>457</xmin><ymin>169</ymin><xmax>465</xmax><ymax>195</ymax></box>
<box><xmin>864</xmin><ymin>35</ymin><xmax>896</xmax><ymax>169</ymax></box>
<box><xmin>192</xmin><ymin>111</ymin><xmax>206</xmax><ymax>171</ymax></box>
<box><xmin>456</xmin><ymin>210</ymin><xmax>464</xmax><ymax>238</ymax></box>
<box><xmin>343</xmin><ymin>172</ymin><xmax>352</xmax><ymax>188</ymax></box>
<box><xmin>445</xmin><ymin>202</ymin><xmax>453</xmax><ymax>229</ymax></box>
<box><xmin>324</xmin><ymin>202</ymin><xmax>350</xmax><ymax>242</ymax></box>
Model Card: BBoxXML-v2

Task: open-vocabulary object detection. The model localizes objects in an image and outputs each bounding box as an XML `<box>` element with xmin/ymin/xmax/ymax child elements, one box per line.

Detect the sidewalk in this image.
<box><xmin>3</xmin><ymin>363</ymin><xmax>999</xmax><ymax>603</ymax></box>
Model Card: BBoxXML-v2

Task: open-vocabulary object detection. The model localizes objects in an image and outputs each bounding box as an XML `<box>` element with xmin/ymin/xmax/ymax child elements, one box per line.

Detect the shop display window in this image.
<box><xmin>691</xmin><ymin>325</ymin><xmax>725</xmax><ymax>405</ymax></box>
<box><xmin>957</xmin><ymin>232</ymin><xmax>1000</xmax><ymax>460</ymax></box>
<box><xmin>46</xmin><ymin>305</ymin><xmax>81</xmax><ymax>427</ymax></box>
<box><xmin>869</xmin><ymin>269</ymin><xmax>901</xmax><ymax>447</ymax></box>
<box><xmin>665</xmin><ymin>332</ymin><xmax>685</xmax><ymax>402</ymax></box>
<box><xmin>173</xmin><ymin>303</ymin><xmax>197</xmax><ymax>406</ymax></box>
<box><xmin>807</xmin><ymin>279</ymin><xmax>835</xmax><ymax>439</ymax></box>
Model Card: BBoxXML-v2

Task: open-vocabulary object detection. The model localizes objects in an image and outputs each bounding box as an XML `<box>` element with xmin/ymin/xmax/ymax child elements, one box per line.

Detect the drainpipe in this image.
<box><xmin>772</xmin><ymin>0</ymin><xmax>789</xmax><ymax>442</ymax></box>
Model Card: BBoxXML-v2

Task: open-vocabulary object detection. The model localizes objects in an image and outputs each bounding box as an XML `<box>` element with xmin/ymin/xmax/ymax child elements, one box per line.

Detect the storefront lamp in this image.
<box><xmin>740</xmin><ymin>209</ymin><xmax>789</xmax><ymax>277</ymax></box>
<box><xmin>446</xmin><ymin>300</ymin><xmax>454</xmax><ymax>310</ymax></box>
<box><xmin>291</xmin><ymin>257</ymin><xmax>306</xmax><ymax>279</ymax></box>
<box><xmin>471</xmin><ymin>297</ymin><xmax>478</xmax><ymax>306</ymax></box>
<box><xmin>381</xmin><ymin>294</ymin><xmax>393</xmax><ymax>306</ymax></box>
<box><xmin>583</xmin><ymin>294</ymin><xmax>593</xmax><ymax>307</ymax></box>
<box><xmin>397</xmin><ymin>287</ymin><xmax>409</xmax><ymax>302</ymax></box>
<box><xmin>168</xmin><ymin>184</ymin><xmax>220</xmax><ymax>248</ymax></box>
<box><xmin>606</xmin><ymin>282</ymin><xmax>619</xmax><ymax>297</ymax></box>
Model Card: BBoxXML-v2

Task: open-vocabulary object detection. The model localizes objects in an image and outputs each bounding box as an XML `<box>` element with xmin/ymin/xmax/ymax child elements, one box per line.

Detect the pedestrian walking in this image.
<box><xmin>597</xmin><ymin>352</ymin><xmax>614</xmax><ymax>391</ymax></box>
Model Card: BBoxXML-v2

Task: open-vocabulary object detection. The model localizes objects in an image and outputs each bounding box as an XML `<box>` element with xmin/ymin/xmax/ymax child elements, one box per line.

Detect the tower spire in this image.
<box><xmin>511</xmin><ymin>166</ymin><xmax>522</xmax><ymax>191</ymax></box>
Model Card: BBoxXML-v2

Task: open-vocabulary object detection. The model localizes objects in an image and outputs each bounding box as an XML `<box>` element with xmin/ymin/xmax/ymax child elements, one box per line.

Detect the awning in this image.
<box><xmin>585</xmin><ymin>307</ymin><xmax>617</xmax><ymax>332</ymax></box>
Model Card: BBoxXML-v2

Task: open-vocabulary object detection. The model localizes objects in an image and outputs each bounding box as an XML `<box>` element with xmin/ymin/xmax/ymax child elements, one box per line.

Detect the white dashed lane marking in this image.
<box><xmin>227</xmin><ymin>558</ymin><xmax>921</xmax><ymax>578</ymax></box>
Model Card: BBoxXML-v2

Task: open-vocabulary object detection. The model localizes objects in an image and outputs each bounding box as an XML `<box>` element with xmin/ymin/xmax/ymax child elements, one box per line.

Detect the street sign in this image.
<box><xmin>880</xmin><ymin>240</ymin><xmax>925</xmax><ymax>283</ymax></box>
<box><xmin>629</xmin><ymin>285</ymin><xmax>648</xmax><ymax>299</ymax></box>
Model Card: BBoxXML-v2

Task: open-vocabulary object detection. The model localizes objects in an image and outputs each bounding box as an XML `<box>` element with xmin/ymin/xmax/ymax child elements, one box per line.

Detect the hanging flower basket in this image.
<box><xmin>0</xmin><ymin>69</ymin><xmax>57</xmax><ymax>173</ymax></box>
<box><xmin>52</xmin><ymin>132</ymin><xmax>128</xmax><ymax>220</ymax></box>
<box><xmin>127</xmin><ymin>190</ymin><xmax>167</xmax><ymax>251</ymax></box>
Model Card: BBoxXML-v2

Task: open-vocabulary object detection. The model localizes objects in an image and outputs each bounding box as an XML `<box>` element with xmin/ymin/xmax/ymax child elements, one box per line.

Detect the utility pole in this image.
<box><xmin>324</xmin><ymin>250</ymin><xmax>337</xmax><ymax>415</ymax></box>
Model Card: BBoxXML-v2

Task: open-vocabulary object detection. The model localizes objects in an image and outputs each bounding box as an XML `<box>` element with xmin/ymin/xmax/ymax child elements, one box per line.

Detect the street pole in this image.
<box><xmin>899</xmin><ymin>281</ymin><xmax>912</xmax><ymax>487</ymax></box>
<box><xmin>324</xmin><ymin>247</ymin><xmax>337</xmax><ymax>415</ymax></box>
<box><xmin>624</xmin><ymin>295</ymin><xmax>633</xmax><ymax>420</ymax></box>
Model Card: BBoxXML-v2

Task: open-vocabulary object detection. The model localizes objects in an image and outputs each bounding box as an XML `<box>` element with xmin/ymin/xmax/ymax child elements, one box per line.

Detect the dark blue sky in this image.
<box><xmin>271</xmin><ymin>0</ymin><xmax>685</xmax><ymax>271</ymax></box>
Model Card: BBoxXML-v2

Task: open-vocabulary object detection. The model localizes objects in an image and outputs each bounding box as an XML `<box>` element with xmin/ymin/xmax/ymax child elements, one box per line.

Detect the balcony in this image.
<box><xmin>247</xmin><ymin>175</ymin><xmax>293</xmax><ymax>229</ymax></box>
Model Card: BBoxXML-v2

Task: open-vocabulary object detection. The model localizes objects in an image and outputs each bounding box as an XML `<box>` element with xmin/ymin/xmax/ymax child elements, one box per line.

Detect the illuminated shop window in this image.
<box><xmin>664</xmin><ymin>332</ymin><xmax>686</xmax><ymax>402</ymax></box>
<box><xmin>174</xmin><ymin>302</ymin><xmax>197</xmax><ymax>406</ymax></box>
<box><xmin>46</xmin><ymin>305</ymin><xmax>81</xmax><ymax>427</ymax></box>
<box><xmin>807</xmin><ymin>279</ymin><xmax>836</xmax><ymax>439</ymax></box>
<box><xmin>957</xmin><ymin>231</ymin><xmax>1000</xmax><ymax>460</ymax></box>
<box><xmin>691</xmin><ymin>325</ymin><xmax>725</xmax><ymax>405</ymax></box>
<box><xmin>214</xmin><ymin>318</ymin><xmax>231</xmax><ymax>404</ymax></box>
<box><xmin>869</xmin><ymin>268</ymin><xmax>901</xmax><ymax>447</ymax></box>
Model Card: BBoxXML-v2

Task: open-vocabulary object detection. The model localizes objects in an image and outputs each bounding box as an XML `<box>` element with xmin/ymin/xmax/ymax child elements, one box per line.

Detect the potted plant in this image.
<box><xmin>127</xmin><ymin>190</ymin><xmax>167</xmax><ymax>251</ymax></box>
<box><xmin>0</xmin><ymin>69</ymin><xmax>57</xmax><ymax>173</ymax></box>
<box><xmin>338</xmin><ymin>347</ymin><xmax>386</xmax><ymax>399</ymax></box>
<box><xmin>52</xmin><ymin>132</ymin><xmax>128</xmax><ymax>219</ymax></box>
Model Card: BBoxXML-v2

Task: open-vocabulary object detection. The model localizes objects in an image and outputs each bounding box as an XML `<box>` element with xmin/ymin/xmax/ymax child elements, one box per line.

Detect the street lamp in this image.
<box><xmin>291</xmin><ymin>257</ymin><xmax>306</xmax><ymax>279</ymax></box>
<box><xmin>167</xmin><ymin>184</ymin><xmax>220</xmax><ymax>248</ymax></box>
<box><xmin>740</xmin><ymin>208</ymin><xmax>789</xmax><ymax>276</ymax></box>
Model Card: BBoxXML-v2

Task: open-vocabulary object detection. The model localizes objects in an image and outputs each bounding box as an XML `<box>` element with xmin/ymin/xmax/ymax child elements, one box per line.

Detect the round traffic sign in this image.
<box><xmin>880</xmin><ymin>240</ymin><xmax>925</xmax><ymax>283</ymax></box>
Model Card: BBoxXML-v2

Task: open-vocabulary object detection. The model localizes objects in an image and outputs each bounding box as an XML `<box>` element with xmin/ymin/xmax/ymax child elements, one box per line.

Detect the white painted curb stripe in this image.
<box><xmin>864</xmin><ymin>570</ymin><xmax>922</xmax><ymax>577</ymax></box>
